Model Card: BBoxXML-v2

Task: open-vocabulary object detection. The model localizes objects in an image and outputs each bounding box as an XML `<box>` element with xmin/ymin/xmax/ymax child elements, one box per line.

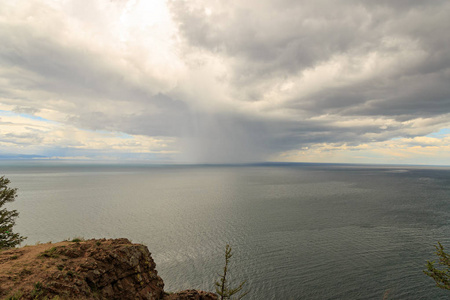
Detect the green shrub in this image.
<box><xmin>70</xmin><ymin>237</ymin><xmax>84</xmax><ymax>243</ymax></box>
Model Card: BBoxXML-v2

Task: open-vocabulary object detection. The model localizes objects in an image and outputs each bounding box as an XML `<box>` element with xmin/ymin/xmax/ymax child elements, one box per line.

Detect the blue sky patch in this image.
<box><xmin>427</xmin><ymin>128</ymin><xmax>450</xmax><ymax>138</ymax></box>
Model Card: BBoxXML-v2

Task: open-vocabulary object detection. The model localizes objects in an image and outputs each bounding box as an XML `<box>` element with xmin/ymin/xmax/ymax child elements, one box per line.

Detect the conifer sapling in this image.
<box><xmin>215</xmin><ymin>244</ymin><xmax>248</xmax><ymax>300</ymax></box>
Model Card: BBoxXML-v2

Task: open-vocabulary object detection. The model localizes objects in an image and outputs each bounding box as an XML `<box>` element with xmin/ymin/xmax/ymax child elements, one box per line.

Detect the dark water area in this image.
<box><xmin>1</xmin><ymin>162</ymin><xmax>449</xmax><ymax>299</ymax></box>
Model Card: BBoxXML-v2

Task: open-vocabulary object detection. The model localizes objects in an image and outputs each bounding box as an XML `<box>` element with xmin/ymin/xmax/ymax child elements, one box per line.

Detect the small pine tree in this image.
<box><xmin>0</xmin><ymin>176</ymin><xmax>26</xmax><ymax>248</ymax></box>
<box><xmin>424</xmin><ymin>242</ymin><xmax>450</xmax><ymax>290</ymax></box>
<box><xmin>215</xmin><ymin>244</ymin><xmax>248</xmax><ymax>300</ymax></box>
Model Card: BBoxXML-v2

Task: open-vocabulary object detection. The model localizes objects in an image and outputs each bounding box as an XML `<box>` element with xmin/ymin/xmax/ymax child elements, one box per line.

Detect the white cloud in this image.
<box><xmin>0</xmin><ymin>112</ymin><xmax>176</xmax><ymax>159</ymax></box>
<box><xmin>274</xmin><ymin>134</ymin><xmax>450</xmax><ymax>165</ymax></box>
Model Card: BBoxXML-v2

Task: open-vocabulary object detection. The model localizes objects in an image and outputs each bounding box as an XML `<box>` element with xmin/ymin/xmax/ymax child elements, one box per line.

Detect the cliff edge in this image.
<box><xmin>0</xmin><ymin>238</ymin><xmax>217</xmax><ymax>300</ymax></box>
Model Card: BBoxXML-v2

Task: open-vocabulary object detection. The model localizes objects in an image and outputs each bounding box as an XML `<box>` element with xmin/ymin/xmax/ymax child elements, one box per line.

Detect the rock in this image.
<box><xmin>0</xmin><ymin>239</ymin><xmax>217</xmax><ymax>300</ymax></box>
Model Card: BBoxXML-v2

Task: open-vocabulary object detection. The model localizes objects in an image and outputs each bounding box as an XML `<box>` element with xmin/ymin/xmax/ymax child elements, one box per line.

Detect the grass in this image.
<box><xmin>19</xmin><ymin>268</ymin><xmax>32</xmax><ymax>277</ymax></box>
<box><xmin>6</xmin><ymin>291</ymin><xmax>23</xmax><ymax>300</ymax></box>
<box><xmin>38</xmin><ymin>247</ymin><xmax>59</xmax><ymax>258</ymax></box>
<box><xmin>31</xmin><ymin>281</ymin><xmax>44</xmax><ymax>298</ymax></box>
<box><xmin>66</xmin><ymin>270</ymin><xmax>74</xmax><ymax>277</ymax></box>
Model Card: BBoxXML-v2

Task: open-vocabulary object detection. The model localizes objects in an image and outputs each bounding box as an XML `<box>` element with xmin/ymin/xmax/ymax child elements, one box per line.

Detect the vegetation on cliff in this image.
<box><xmin>0</xmin><ymin>176</ymin><xmax>26</xmax><ymax>249</ymax></box>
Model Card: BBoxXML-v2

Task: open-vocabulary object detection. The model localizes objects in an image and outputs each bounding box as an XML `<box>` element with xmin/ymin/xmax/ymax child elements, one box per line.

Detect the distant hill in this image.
<box><xmin>0</xmin><ymin>154</ymin><xmax>46</xmax><ymax>160</ymax></box>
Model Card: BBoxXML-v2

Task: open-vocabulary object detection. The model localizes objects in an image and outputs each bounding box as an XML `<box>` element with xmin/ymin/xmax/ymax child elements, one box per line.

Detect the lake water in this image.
<box><xmin>1</xmin><ymin>162</ymin><xmax>449</xmax><ymax>299</ymax></box>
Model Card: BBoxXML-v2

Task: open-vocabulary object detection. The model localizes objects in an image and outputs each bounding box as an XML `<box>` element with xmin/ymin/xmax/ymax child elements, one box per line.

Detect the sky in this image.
<box><xmin>0</xmin><ymin>0</ymin><xmax>450</xmax><ymax>165</ymax></box>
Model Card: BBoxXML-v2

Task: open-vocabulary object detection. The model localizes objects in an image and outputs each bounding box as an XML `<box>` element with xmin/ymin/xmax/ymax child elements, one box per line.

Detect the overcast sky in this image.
<box><xmin>1</xmin><ymin>0</ymin><xmax>449</xmax><ymax>164</ymax></box>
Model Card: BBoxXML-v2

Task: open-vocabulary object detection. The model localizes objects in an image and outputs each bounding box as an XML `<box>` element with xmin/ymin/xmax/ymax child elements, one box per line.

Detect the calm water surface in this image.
<box><xmin>1</xmin><ymin>162</ymin><xmax>449</xmax><ymax>299</ymax></box>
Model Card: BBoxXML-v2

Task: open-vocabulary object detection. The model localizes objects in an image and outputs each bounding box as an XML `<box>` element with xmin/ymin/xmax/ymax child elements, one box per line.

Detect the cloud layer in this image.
<box><xmin>1</xmin><ymin>0</ymin><xmax>449</xmax><ymax>163</ymax></box>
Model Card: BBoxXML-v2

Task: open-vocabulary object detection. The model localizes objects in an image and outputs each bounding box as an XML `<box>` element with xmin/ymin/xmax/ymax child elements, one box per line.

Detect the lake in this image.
<box><xmin>1</xmin><ymin>162</ymin><xmax>449</xmax><ymax>299</ymax></box>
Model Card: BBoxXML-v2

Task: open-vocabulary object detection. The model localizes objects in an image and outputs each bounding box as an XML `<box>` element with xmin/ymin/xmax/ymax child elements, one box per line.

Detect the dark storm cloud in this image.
<box><xmin>291</xmin><ymin>70</ymin><xmax>450</xmax><ymax>118</ymax></box>
<box><xmin>165</xmin><ymin>0</ymin><xmax>450</xmax><ymax>160</ymax></box>
<box><xmin>170</xmin><ymin>0</ymin><xmax>376</xmax><ymax>79</ymax></box>
<box><xmin>170</xmin><ymin>0</ymin><xmax>450</xmax><ymax>115</ymax></box>
<box><xmin>68</xmin><ymin>93</ymin><xmax>191</xmax><ymax>137</ymax></box>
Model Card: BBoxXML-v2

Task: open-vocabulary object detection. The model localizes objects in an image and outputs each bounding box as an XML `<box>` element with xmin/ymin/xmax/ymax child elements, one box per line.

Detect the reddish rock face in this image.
<box><xmin>0</xmin><ymin>238</ymin><xmax>217</xmax><ymax>300</ymax></box>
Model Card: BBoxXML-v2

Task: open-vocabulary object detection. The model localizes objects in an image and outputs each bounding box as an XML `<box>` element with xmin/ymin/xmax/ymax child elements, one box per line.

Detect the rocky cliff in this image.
<box><xmin>0</xmin><ymin>238</ymin><xmax>217</xmax><ymax>300</ymax></box>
